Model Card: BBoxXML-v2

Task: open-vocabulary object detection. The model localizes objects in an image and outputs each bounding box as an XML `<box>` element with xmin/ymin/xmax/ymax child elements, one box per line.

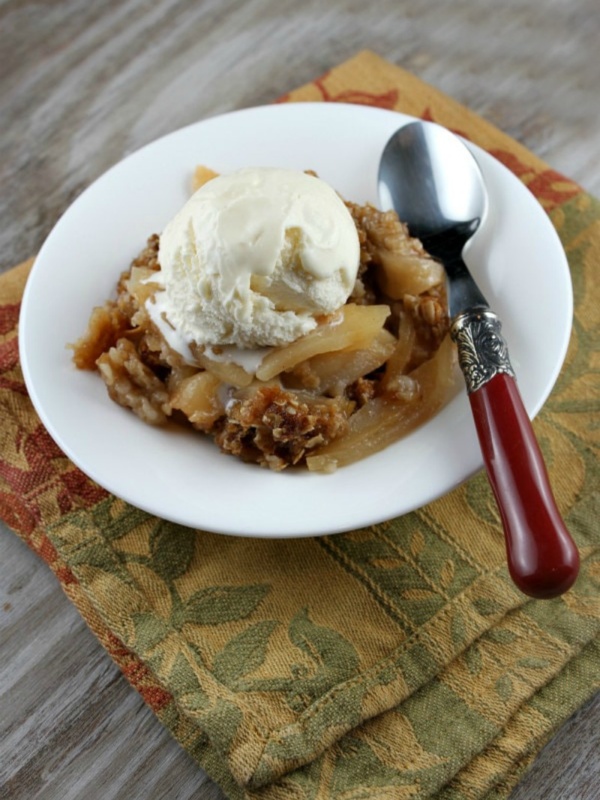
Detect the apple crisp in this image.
<box><xmin>72</xmin><ymin>185</ymin><xmax>454</xmax><ymax>471</ymax></box>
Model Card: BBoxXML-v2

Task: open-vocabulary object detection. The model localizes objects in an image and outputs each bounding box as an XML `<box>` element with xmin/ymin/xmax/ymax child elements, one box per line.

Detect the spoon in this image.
<box><xmin>378</xmin><ymin>120</ymin><xmax>579</xmax><ymax>599</ymax></box>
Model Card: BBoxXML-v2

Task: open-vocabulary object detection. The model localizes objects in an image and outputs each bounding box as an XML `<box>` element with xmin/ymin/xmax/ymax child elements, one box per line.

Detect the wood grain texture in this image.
<box><xmin>1</xmin><ymin>1</ymin><xmax>599</xmax><ymax>798</ymax></box>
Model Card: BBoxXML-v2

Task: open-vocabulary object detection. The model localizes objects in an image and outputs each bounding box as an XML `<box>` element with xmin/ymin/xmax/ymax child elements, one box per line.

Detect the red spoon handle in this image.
<box><xmin>469</xmin><ymin>372</ymin><xmax>579</xmax><ymax>598</ymax></box>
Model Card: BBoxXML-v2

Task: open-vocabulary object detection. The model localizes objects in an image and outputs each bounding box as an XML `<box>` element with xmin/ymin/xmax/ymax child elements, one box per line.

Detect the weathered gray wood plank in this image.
<box><xmin>1</xmin><ymin>1</ymin><xmax>598</xmax><ymax>797</ymax></box>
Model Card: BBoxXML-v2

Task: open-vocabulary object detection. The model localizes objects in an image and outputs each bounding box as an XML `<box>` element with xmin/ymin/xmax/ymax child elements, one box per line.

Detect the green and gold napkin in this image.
<box><xmin>1</xmin><ymin>51</ymin><xmax>599</xmax><ymax>799</ymax></box>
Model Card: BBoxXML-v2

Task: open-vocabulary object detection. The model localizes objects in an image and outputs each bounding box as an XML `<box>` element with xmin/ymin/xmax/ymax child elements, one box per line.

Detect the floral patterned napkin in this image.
<box><xmin>1</xmin><ymin>51</ymin><xmax>599</xmax><ymax>800</ymax></box>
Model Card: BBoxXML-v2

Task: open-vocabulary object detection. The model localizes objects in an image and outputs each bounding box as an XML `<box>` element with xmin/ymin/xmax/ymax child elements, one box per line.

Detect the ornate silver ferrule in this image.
<box><xmin>450</xmin><ymin>308</ymin><xmax>515</xmax><ymax>394</ymax></box>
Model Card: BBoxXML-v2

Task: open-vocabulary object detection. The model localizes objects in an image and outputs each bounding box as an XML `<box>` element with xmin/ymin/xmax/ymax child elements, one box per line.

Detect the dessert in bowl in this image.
<box><xmin>71</xmin><ymin>165</ymin><xmax>455</xmax><ymax>473</ymax></box>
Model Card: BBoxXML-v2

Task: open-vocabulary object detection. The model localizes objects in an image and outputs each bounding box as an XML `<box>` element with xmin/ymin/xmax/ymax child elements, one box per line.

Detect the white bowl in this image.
<box><xmin>19</xmin><ymin>103</ymin><xmax>572</xmax><ymax>537</ymax></box>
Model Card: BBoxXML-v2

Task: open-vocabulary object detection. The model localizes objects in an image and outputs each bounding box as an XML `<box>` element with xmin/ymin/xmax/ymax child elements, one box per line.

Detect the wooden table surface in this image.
<box><xmin>1</xmin><ymin>1</ymin><xmax>599</xmax><ymax>798</ymax></box>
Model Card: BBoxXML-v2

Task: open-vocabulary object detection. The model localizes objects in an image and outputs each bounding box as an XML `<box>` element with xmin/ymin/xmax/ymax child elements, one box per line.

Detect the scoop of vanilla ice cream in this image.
<box><xmin>155</xmin><ymin>167</ymin><xmax>360</xmax><ymax>348</ymax></box>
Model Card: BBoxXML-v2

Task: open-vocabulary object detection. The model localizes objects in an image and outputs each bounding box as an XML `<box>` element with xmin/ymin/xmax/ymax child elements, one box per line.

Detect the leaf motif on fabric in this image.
<box><xmin>195</xmin><ymin>699</ymin><xmax>243</xmax><ymax>756</ymax></box>
<box><xmin>369</xmin><ymin>557</ymin><xmax>406</xmax><ymax>570</ymax></box>
<box><xmin>169</xmin><ymin>651</ymin><xmax>211</xmax><ymax>712</ymax></box>
<box><xmin>401</xmin><ymin>589</ymin><xmax>437</xmax><ymax>601</ymax></box>
<box><xmin>472</xmin><ymin>597</ymin><xmax>501</xmax><ymax>617</ymax></box>
<box><xmin>289</xmin><ymin>608</ymin><xmax>360</xmax><ymax>674</ymax></box>
<box><xmin>439</xmin><ymin>559</ymin><xmax>455</xmax><ymax>589</ymax></box>
<box><xmin>132</xmin><ymin>612</ymin><xmax>171</xmax><ymax>652</ymax></box>
<box><xmin>450</xmin><ymin>612</ymin><xmax>467</xmax><ymax>646</ymax></box>
<box><xmin>169</xmin><ymin>650</ymin><xmax>202</xmax><ymax>692</ymax></box>
<box><xmin>179</xmin><ymin>691</ymin><xmax>211</xmax><ymax>714</ymax></box>
<box><xmin>126</xmin><ymin>562</ymin><xmax>173</xmax><ymax>620</ymax></box>
<box><xmin>464</xmin><ymin>644</ymin><xmax>483</xmax><ymax>676</ymax></box>
<box><xmin>149</xmin><ymin>522</ymin><xmax>196</xmax><ymax>583</ymax></box>
<box><xmin>242</xmin><ymin>609</ymin><xmax>363</xmax><ymax>712</ymax></box>
<box><xmin>91</xmin><ymin>497</ymin><xmax>149</xmax><ymax>541</ymax></box>
<box><xmin>74</xmin><ymin>567</ymin><xmax>144</xmax><ymax>627</ymax></box>
<box><xmin>484</xmin><ymin>629</ymin><xmax>518</xmax><ymax>645</ymax></box>
<box><xmin>495</xmin><ymin>674</ymin><xmax>514</xmax><ymax>702</ymax></box>
<box><xmin>212</xmin><ymin>620</ymin><xmax>278</xmax><ymax>687</ymax></box>
<box><xmin>410</xmin><ymin>529</ymin><xmax>425</xmax><ymax>557</ymax></box>
<box><xmin>183</xmin><ymin>584</ymin><xmax>270</xmax><ymax>626</ymax></box>
<box><xmin>517</xmin><ymin>657</ymin><xmax>551</xmax><ymax>670</ymax></box>
<box><xmin>68</xmin><ymin>541</ymin><xmax>119</xmax><ymax>571</ymax></box>
<box><xmin>351</xmin><ymin>708</ymin><xmax>448</xmax><ymax>778</ymax></box>
<box><xmin>282</xmin><ymin>608</ymin><xmax>361</xmax><ymax>710</ymax></box>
